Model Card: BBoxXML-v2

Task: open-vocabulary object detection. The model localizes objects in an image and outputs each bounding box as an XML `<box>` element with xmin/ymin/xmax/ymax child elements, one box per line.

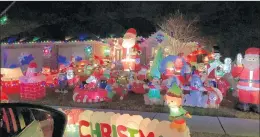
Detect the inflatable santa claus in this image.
<box><xmin>66</xmin><ymin>65</ymin><xmax>80</xmax><ymax>86</ymax></box>
<box><xmin>232</xmin><ymin>47</ymin><xmax>259</xmax><ymax>113</ymax></box>
<box><xmin>121</xmin><ymin>28</ymin><xmax>139</xmax><ymax>71</ymax></box>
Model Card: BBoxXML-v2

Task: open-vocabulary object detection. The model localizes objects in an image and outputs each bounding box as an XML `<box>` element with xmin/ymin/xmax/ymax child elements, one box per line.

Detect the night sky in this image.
<box><xmin>1</xmin><ymin>1</ymin><xmax>259</xmax><ymax>57</ymax></box>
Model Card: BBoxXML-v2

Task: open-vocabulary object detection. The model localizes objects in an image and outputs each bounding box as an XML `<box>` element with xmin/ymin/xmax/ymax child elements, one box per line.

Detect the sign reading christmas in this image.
<box><xmin>78</xmin><ymin>110</ymin><xmax>191</xmax><ymax>137</ymax></box>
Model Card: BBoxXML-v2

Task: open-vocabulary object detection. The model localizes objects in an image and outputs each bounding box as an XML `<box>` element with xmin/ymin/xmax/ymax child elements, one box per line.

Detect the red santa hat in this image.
<box><xmin>124</xmin><ymin>28</ymin><xmax>137</xmax><ymax>40</ymax></box>
<box><xmin>27</xmin><ymin>62</ymin><xmax>38</xmax><ymax>74</ymax></box>
<box><xmin>125</xmin><ymin>28</ymin><xmax>137</xmax><ymax>36</ymax></box>
<box><xmin>67</xmin><ymin>64</ymin><xmax>74</xmax><ymax>71</ymax></box>
<box><xmin>245</xmin><ymin>47</ymin><xmax>260</xmax><ymax>55</ymax></box>
<box><xmin>28</xmin><ymin>62</ymin><xmax>38</xmax><ymax>69</ymax></box>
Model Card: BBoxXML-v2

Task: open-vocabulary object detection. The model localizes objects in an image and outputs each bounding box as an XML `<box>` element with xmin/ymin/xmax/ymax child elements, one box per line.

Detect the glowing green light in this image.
<box><xmin>33</xmin><ymin>37</ymin><xmax>40</xmax><ymax>42</ymax></box>
<box><xmin>0</xmin><ymin>15</ymin><xmax>8</xmax><ymax>25</ymax></box>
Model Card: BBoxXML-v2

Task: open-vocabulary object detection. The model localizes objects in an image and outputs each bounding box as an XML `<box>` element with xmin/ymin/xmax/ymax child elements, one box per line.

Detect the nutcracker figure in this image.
<box><xmin>232</xmin><ymin>47</ymin><xmax>259</xmax><ymax>113</ymax></box>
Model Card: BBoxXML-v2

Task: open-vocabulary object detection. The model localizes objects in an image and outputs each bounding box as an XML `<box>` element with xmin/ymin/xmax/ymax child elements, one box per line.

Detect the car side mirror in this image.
<box><xmin>0</xmin><ymin>103</ymin><xmax>67</xmax><ymax>137</ymax></box>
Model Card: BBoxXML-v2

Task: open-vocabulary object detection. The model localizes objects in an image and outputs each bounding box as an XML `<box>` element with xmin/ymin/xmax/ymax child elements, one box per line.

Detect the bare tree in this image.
<box><xmin>158</xmin><ymin>10</ymin><xmax>202</xmax><ymax>55</ymax></box>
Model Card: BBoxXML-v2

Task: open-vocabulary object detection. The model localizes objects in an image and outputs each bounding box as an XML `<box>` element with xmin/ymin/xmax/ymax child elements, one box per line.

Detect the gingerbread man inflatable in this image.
<box><xmin>232</xmin><ymin>47</ymin><xmax>259</xmax><ymax>113</ymax></box>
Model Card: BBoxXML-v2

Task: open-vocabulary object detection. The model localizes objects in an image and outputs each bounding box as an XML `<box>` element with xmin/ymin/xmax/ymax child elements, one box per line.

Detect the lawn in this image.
<box><xmin>8</xmin><ymin>88</ymin><xmax>260</xmax><ymax>120</ymax></box>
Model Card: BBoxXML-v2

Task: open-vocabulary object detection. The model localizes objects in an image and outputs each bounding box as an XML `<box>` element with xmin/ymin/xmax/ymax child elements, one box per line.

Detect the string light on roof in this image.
<box><xmin>0</xmin><ymin>38</ymin><xmax>124</xmax><ymax>45</ymax></box>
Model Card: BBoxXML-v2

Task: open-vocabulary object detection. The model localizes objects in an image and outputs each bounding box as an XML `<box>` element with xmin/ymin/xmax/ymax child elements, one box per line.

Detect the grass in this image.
<box><xmin>191</xmin><ymin>132</ymin><xmax>255</xmax><ymax>137</ymax></box>
<box><xmin>8</xmin><ymin>88</ymin><xmax>260</xmax><ymax>120</ymax></box>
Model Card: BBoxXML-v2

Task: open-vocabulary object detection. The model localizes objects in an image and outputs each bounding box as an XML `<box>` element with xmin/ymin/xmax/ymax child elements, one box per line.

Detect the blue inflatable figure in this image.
<box><xmin>100</xmin><ymin>79</ymin><xmax>108</xmax><ymax>89</ymax></box>
<box><xmin>55</xmin><ymin>72</ymin><xmax>68</xmax><ymax>94</ymax></box>
<box><xmin>189</xmin><ymin>74</ymin><xmax>204</xmax><ymax>107</ymax></box>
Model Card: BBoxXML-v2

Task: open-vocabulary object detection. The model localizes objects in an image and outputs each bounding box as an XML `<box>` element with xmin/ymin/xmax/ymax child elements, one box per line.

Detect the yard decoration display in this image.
<box><xmin>127</xmin><ymin>66</ymin><xmax>148</xmax><ymax>94</ymax></box>
<box><xmin>84</xmin><ymin>64</ymin><xmax>95</xmax><ymax>76</ymax></box>
<box><xmin>55</xmin><ymin>70</ymin><xmax>69</xmax><ymax>94</ymax></box>
<box><xmin>78</xmin><ymin>110</ymin><xmax>191</xmax><ymax>137</ymax></box>
<box><xmin>205</xmin><ymin>53</ymin><xmax>232</xmax><ymax>97</ymax></box>
<box><xmin>231</xmin><ymin>47</ymin><xmax>260</xmax><ymax>113</ymax></box>
<box><xmin>144</xmin><ymin>48</ymin><xmax>164</xmax><ymax>105</ymax></box>
<box><xmin>0</xmin><ymin>92</ymin><xmax>9</xmax><ymax>103</ymax></box>
<box><xmin>111</xmin><ymin>78</ymin><xmax>128</xmax><ymax>100</ymax></box>
<box><xmin>183</xmin><ymin>74</ymin><xmax>206</xmax><ymax>107</ymax></box>
<box><xmin>182</xmin><ymin>74</ymin><xmax>223</xmax><ymax>108</ymax></box>
<box><xmin>0</xmin><ymin>67</ymin><xmax>23</xmax><ymax>94</ymax></box>
<box><xmin>121</xmin><ymin>28</ymin><xmax>139</xmax><ymax>71</ymax></box>
<box><xmin>66</xmin><ymin>65</ymin><xmax>80</xmax><ymax>86</ymax></box>
<box><xmin>130</xmin><ymin>43</ymin><xmax>142</xmax><ymax>71</ymax></box>
<box><xmin>73</xmin><ymin>87</ymin><xmax>110</xmax><ymax>103</ymax></box>
<box><xmin>18</xmin><ymin>53</ymin><xmax>34</xmax><ymax>66</ymax></box>
<box><xmin>160</xmin><ymin>55</ymin><xmax>188</xmax><ymax>79</ymax></box>
<box><xmin>137</xmin><ymin>66</ymin><xmax>149</xmax><ymax>81</ymax></box>
<box><xmin>73</xmin><ymin>74</ymin><xmax>114</xmax><ymax>103</ymax></box>
<box><xmin>43</xmin><ymin>46</ymin><xmax>52</xmax><ymax>58</ymax></box>
<box><xmin>122</xmin><ymin>28</ymin><xmax>137</xmax><ymax>56</ymax></box>
<box><xmin>63</xmin><ymin>109</ymin><xmax>84</xmax><ymax>137</ymax></box>
<box><xmin>19</xmin><ymin>62</ymin><xmax>46</xmax><ymax>100</ymax></box>
<box><xmin>121</xmin><ymin>58</ymin><xmax>136</xmax><ymax>71</ymax></box>
<box><xmin>42</xmin><ymin>66</ymin><xmax>59</xmax><ymax>88</ymax></box>
<box><xmin>165</xmin><ymin>83</ymin><xmax>192</xmax><ymax>132</ymax></box>
<box><xmin>186</xmin><ymin>45</ymin><xmax>213</xmax><ymax>65</ymax></box>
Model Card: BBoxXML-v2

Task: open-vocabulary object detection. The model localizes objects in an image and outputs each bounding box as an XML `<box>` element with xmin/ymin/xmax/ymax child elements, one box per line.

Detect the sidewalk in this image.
<box><xmin>52</xmin><ymin>106</ymin><xmax>260</xmax><ymax>137</ymax></box>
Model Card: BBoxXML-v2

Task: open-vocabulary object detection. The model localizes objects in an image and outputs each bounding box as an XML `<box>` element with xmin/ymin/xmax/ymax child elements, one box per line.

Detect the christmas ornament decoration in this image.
<box><xmin>43</xmin><ymin>46</ymin><xmax>52</xmax><ymax>58</ymax></box>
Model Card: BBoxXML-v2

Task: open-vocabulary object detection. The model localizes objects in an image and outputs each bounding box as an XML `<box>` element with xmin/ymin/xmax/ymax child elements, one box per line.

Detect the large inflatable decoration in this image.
<box><xmin>55</xmin><ymin>70</ymin><xmax>69</xmax><ymax>94</ymax></box>
<box><xmin>206</xmin><ymin>53</ymin><xmax>232</xmax><ymax>97</ymax></box>
<box><xmin>19</xmin><ymin>62</ymin><xmax>46</xmax><ymax>101</ymax></box>
<box><xmin>231</xmin><ymin>47</ymin><xmax>259</xmax><ymax>113</ymax></box>
<box><xmin>144</xmin><ymin>48</ymin><xmax>164</xmax><ymax>105</ymax></box>
<box><xmin>183</xmin><ymin>74</ymin><xmax>223</xmax><ymax>108</ymax></box>
<box><xmin>78</xmin><ymin>110</ymin><xmax>191</xmax><ymax>137</ymax></box>
<box><xmin>121</xmin><ymin>28</ymin><xmax>138</xmax><ymax>71</ymax></box>
<box><xmin>186</xmin><ymin>45</ymin><xmax>213</xmax><ymax>65</ymax></box>
<box><xmin>66</xmin><ymin>65</ymin><xmax>80</xmax><ymax>86</ymax></box>
<box><xmin>160</xmin><ymin>55</ymin><xmax>188</xmax><ymax>77</ymax></box>
<box><xmin>165</xmin><ymin>83</ymin><xmax>192</xmax><ymax>132</ymax></box>
<box><xmin>0</xmin><ymin>92</ymin><xmax>9</xmax><ymax>103</ymax></box>
<box><xmin>1</xmin><ymin>67</ymin><xmax>23</xmax><ymax>94</ymax></box>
